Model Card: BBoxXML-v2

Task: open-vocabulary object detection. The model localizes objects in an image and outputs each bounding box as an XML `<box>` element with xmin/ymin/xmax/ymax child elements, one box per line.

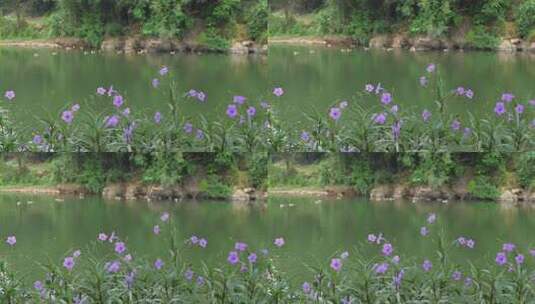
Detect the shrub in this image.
<box><xmin>198</xmin><ymin>175</ymin><xmax>232</xmax><ymax>198</ymax></box>
<box><xmin>467</xmin><ymin>176</ymin><xmax>500</xmax><ymax>200</ymax></box>
<box><xmin>516</xmin><ymin>152</ymin><xmax>535</xmax><ymax>189</ymax></box>
<box><xmin>246</xmin><ymin>0</ymin><xmax>267</xmax><ymax>42</ymax></box>
<box><xmin>516</xmin><ymin>0</ymin><xmax>535</xmax><ymax>38</ymax></box>
<box><xmin>465</xmin><ymin>25</ymin><xmax>500</xmax><ymax>50</ymax></box>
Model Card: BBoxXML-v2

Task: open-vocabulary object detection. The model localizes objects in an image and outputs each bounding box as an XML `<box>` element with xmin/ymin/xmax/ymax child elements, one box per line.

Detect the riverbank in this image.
<box><xmin>0</xmin><ymin>37</ymin><xmax>267</xmax><ymax>55</ymax></box>
<box><xmin>269</xmin><ymin>34</ymin><xmax>535</xmax><ymax>53</ymax></box>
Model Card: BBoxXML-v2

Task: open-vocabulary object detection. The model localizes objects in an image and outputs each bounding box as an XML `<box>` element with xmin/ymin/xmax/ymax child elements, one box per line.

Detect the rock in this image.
<box><xmin>123</xmin><ymin>38</ymin><xmax>141</xmax><ymax>53</ymax></box>
<box><xmin>412</xmin><ymin>186</ymin><xmax>445</xmax><ymax>201</ymax></box>
<box><xmin>498</xmin><ymin>40</ymin><xmax>515</xmax><ymax>52</ymax></box>
<box><xmin>142</xmin><ymin>39</ymin><xmax>174</xmax><ymax>53</ymax></box>
<box><xmin>370</xmin><ymin>185</ymin><xmax>393</xmax><ymax>201</ymax></box>
<box><xmin>369</xmin><ymin>35</ymin><xmax>390</xmax><ymax>49</ymax></box>
<box><xmin>527</xmin><ymin>42</ymin><xmax>535</xmax><ymax>53</ymax></box>
<box><xmin>498</xmin><ymin>190</ymin><xmax>517</xmax><ymax>203</ymax></box>
<box><xmin>510</xmin><ymin>38</ymin><xmax>522</xmax><ymax>45</ymax></box>
<box><xmin>230</xmin><ymin>42</ymin><xmax>249</xmax><ymax>54</ymax></box>
<box><xmin>231</xmin><ymin>189</ymin><xmax>250</xmax><ymax>201</ymax></box>
<box><xmin>101</xmin><ymin>38</ymin><xmax>124</xmax><ymax>52</ymax></box>
<box><xmin>391</xmin><ymin>35</ymin><xmax>407</xmax><ymax>48</ymax></box>
<box><xmin>125</xmin><ymin>183</ymin><xmax>146</xmax><ymax>200</ymax></box>
<box><xmin>411</xmin><ymin>36</ymin><xmax>444</xmax><ymax>51</ymax></box>
<box><xmin>393</xmin><ymin>185</ymin><xmax>407</xmax><ymax>200</ymax></box>
<box><xmin>102</xmin><ymin>184</ymin><xmax>125</xmax><ymax>200</ymax></box>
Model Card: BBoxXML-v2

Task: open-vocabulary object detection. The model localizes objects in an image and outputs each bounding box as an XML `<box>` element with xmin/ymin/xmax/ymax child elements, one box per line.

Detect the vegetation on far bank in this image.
<box><xmin>269</xmin><ymin>152</ymin><xmax>535</xmax><ymax>201</ymax></box>
<box><xmin>0</xmin><ymin>153</ymin><xmax>268</xmax><ymax>198</ymax></box>
<box><xmin>0</xmin><ymin>0</ymin><xmax>267</xmax><ymax>48</ymax></box>
<box><xmin>270</xmin><ymin>0</ymin><xmax>535</xmax><ymax>49</ymax></box>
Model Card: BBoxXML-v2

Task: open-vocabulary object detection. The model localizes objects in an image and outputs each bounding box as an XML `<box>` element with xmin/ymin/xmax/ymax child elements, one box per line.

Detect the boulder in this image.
<box><xmin>102</xmin><ymin>184</ymin><xmax>125</xmax><ymax>200</ymax></box>
<box><xmin>498</xmin><ymin>190</ymin><xmax>517</xmax><ymax>203</ymax></box>
<box><xmin>370</xmin><ymin>185</ymin><xmax>393</xmax><ymax>201</ymax></box>
<box><xmin>497</xmin><ymin>40</ymin><xmax>515</xmax><ymax>52</ymax></box>
<box><xmin>369</xmin><ymin>35</ymin><xmax>390</xmax><ymax>49</ymax></box>
<box><xmin>230</xmin><ymin>42</ymin><xmax>249</xmax><ymax>54</ymax></box>
<box><xmin>231</xmin><ymin>189</ymin><xmax>250</xmax><ymax>201</ymax></box>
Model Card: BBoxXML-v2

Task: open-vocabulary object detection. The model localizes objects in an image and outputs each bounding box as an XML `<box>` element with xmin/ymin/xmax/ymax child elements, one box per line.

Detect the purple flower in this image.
<box><xmin>340</xmin><ymin>251</ymin><xmax>349</xmax><ymax>259</ymax></box>
<box><xmin>105</xmin><ymin>115</ymin><xmax>120</xmax><ymax>128</ymax></box>
<box><xmin>330</xmin><ymin>258</ymin><xmax>342</xmax><ymax>272</ymax></box>
<box><xmin>113</xmin><ymin>95</ymin><xmax>124</xmax><ymax>108</ymax></box>
<box><xmin>496</xmin><ymin>252</ymin><xmax>507</xmax><ymax>266</ymax></box>
<box><xmin>106</xmin><ymin>260</ymin><xmax>121</xmax><ymax>273</ymax></box>
<box><xmin>503</xmin><ymin>243</ymin><xmax>516</xmax><ymax>252</ymax></box>
<box><xmin>185</xmin><ymin>269</ymin><xmax>194</xmax><ymax>281</ymax></box>
<box><xmin>193</xmin><ymin>129</ymin><xmax>204</xmax><ymax>140</ymax></box>
<box><xmin>233</xmin><ymin>95</ymin><xmax>246</xmax><ymax>104</ymax></box>
<box><xmin>391</xmin><ymin>121</ymin><xmax>401</xmax><ymax>140</ymax></box>
<box><xmin>367</xmin><ymin>234</ymin><xmax>377</xmax><ymax>243</ymax></box>
<box><xmin>71</xmin><ymin>104</ymin><xmax>80</xmax><ymax>112</ymax></box>
<box><xmin>159</xmin><ymin>66</ymin><xmax>168</xmax><ymax>76</ymax></box>
<box><xmin>426</xmin><ymin>63</ymin><xmax>436</xmax><ymax>73</ymax></box>
<box><xmin>227</xmin><ymin>251</ymin><xmax>239</xmax><ymax>265</ymax></box>
<box><xmin>107</xmin><ymin>86</ymin><xmax>115</xmax><ymax>96</ymax></box>
<box><xmin>455</xmin><ymin>87</ymin><xmax>465</xmax><ymax>96</ymax></box>
<box><xmin>374</xmin><ymin>262</ymin><xmax>389</xmax><ymax>274</ymax></box>
<box><xmin>196</xmin><ymin>91</ymin><xmax>206</xmax><ymax>102</ymax></box>
<box><xmin>226</xmin><ymin>104</ymin><xmax>238</xmax><ymax>118</ymax></box>
<box><xmin>463</xmin><ymin>127</ymin><xmax>472</xmax><ymax>137</ymax></box>
<box><xmin>154</xmin><ymin>258</ymin><xmax>164</xmax><ymax>270</ymax></box>
<box><xmin>373</xmin><ymin>113</ymin><xmax>387</xmax><ymax>124</ymax></box>
<box><xmin>392</xmin><ymin>255</ymin><xmax>400</xmax><ymax>264</ymax></box>
<box><xmin>457</xmin><ymin>237</ymin><xmax>466</xmax><ymax>246</ymax></box>
<box><xmin>62</xmin><ymin>110</ymin><xmax>74</xmax><ymax>124</ymax></box>
<box><xmin>34</xmin><ymin>280</ymin><xmax>44</xmax><ymax>291</ymax></box>
<box><xmin>152</xmin><ymin>78</ymin><xmax>160</xmax><ymax>88</ymax></box>
<box><xmin>190</xmin><ymin>236</ymin><xmax>199</xmax><ymax>244</ymax></box>
<box><xmin>420</xmin><ymin>226</ymin><xmax>429</xmax><ymax>236</ymax></box>
<box><xmin>154</xmin><ymin>112</ymin><xmax>162</xmax><ymax>124</ymax></box>
<box><xmin>125</xmin><ymin>271</ymin><xmax>135</xmax><ymax>288</ymax></box>
<box><xmin>464</xmin><ymin>277</ymin><xmax>473</xmax><ymax>287</ymax></box>
<box><xmin>393</xmin><ymin>269</ymin><xmax>404</xmax><ymax>288</ymax></box>
<box><xmin>6</xmin><ymin>236</ymin><xmax>16</xmax><ymax>246</ymax></box>
<box><xmin>247</xmin><ymin>106</ymin><xmax>256</xmax><ymax>117</ymax></box>
<box><xmin>329</xmin><ymin>107</ymin><xmax>342</xmax><ymax>121</ymax></box>
<box><xmin>33</xmin><ymin>135</ymin><xmax>43</xmax><ymax>145</ymax></box>
<box><xmin>124</xmin><ymin>254</ymin><xmax>132</xmax><ymax>262</ymax></box>
<box><xmin>422</xmin><ymin>260</ymin><xmax>432</xmax><ymax>272</ymax></box>
<box><xmin>465</xmin><ymin>89</ymin><xmax>474</xmax><ymax>99</ymax></box>
<box><xmin>63</xmin><ymin>257</ymin><xmax>75</xmax><ymax>271</ymax></box>
<box><xmin>274</xmin><ymin>237</ymin><xmax>285</xmax><ymax>247</ymax></box>
<box><xmin>260</xmin><ymin>101</ymin><xmax>270</xmax><ymax>109</ymax></box>
<box><xmin>235</xmin><ymin>242</ymin><xmax>248</xmax><ymax>252</ymax></box>
<box><xmin>340</xmin><ymin>100</ymin><xmax>348</xmax><ymax>109</ymax></box>
<box><xmin>365</xmin><ymin>84</ymin><xmax>375</xmax><ymax>92</ymax></box>
<box><xmin>248</xmin><ymin>253</ymin><xmax>257</xmax><ymax>263</ymax></box>
<box><xmin>98</xmin><ymin>233</ymin><xmax>108</xmax><ymax>241</ymax></box>
<box><xmin>466</xmin><ymin>239</ymin><xmax>475</xmax><ymax>249</ymax></box>
<box><xmin>381</xmin><ymin>92</ymin><xmax>392</xmax><ymax>105</ymax></box>
<box><xmin>452</xmin><ymin>271</ymin><xmax>462</xmax><ymax>281</ymax></box>
<box><xmin>199</xmin><ymin>238</ymin><xmax>207</xmax><ymax>248</ymax></box>
<box><xmin>501</xmin><ymin>93</ymin><xmax>515</xmax><ymax>103</ymax></box>
<box><xmin>273</xmin><ymin>87</ymin><xmax>284</xmax><ymax>97</ymax></box>
<box><xmin>115</xmin><ymin>242</ymin><xmax>126</xmax><ymax>255</ymax></box>
<box><xmin>419</xmin><ymin>76</ymin><xmax>428</xmax><ymax>87</ymax></box>
<box><xmin>515</xmin><ymin>104</ymin><xmax>524</xmax><ymax>114</ymax></box>
<box><xmin>160</xmin><ymin>212</ymin><xmax>169</xmax><ymax>222</ymax></box>
<box><xmin>122</xmin><ymin>107</ymin><xmax>130</xmax><ymax>116</ymax></box>
<box><xmin>451</xmin><ymin>119</ymin><xmax>461</xmax><ymax>132</ymax></box>
<box><xmin>187</xmin><ymin>89</ymin><xmax>198</xmax><ymax>98</ymax></box>
<box><xmin>73</xmin><ymin>250</ymin><xmax>81</xmax><ymax>258</ymax></box>
<box><xmin>427</xmin><ymin>213</ymin><xmax>437</xmax><ymax>224</ymax></box>
<box><xmin>196</xmin><ymin>276</ymin><xmax>205</xmax><ymax>286</ymax></box>
<box><xmin>494</xmin><ymin>102</ymin><xmax>506</xmax><ymax>116</ymax></box>
<box><xmin>515</xmin><ymin>254</ymin><xmax>524</xmax><ymax>265</ymax></box>
<box><xmin>390</xmin><ymin>105</ymin><xmax>399</xmax><ymax>113</ymax></box>
<box><xmin>302</xmin><ymin>282</ymin><xmax>311</xmax><ymax>294</ymax></box>
<box><xmin>422</xmin><ymin>109</ymin><xmax>431</xmax><ymax>122</ymax></box>
<box><xmin>97</xmin><ymin>87</ymin><xmax>106</xmax><ymax>95</ymax></box>
<box><xmin>4</xmin><ymin>90</ymin><xmax>15</xmax><ymax>101</ymax></box>
<box><xmin>530</xmin><ymin>248</ymin><xmax>535</xmax><ymax>257</ymax></box>
<box><xmin>153</xmin><ymin>225</ymin><xmax>160</xmax><ymax>235</ymax></box>
<box><xmin>301</xmin><ymin>131</ymin><xmax>310</xmax><ymax>142</ymax></box>
<box><xmin>183</xmin><ymin>122</ymin><xmax>193</xmax><ymax>133</ymax></box>
<box><xmin>382</xmin><ymin>243</ymin><xmax>393</xmax><ymax>256</ymax></box>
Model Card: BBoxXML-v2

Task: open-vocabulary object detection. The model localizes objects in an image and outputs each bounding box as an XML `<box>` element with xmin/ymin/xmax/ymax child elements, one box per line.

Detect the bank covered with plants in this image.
<box><xmin>0</xmin><ymin>0</ymin><xmax>267</xmax><ymax>53</ymax></box>
<box><xmin>270</xmin><ymin>0</ymin><xmax>535</xmax><ymax>52</ymax></box>
<box><xmin>0</xmin><ymin>153</ymin><xmax>268</xmax><ymax>202</ymax></box>
<box><xmin>269</xmin><ymin>152</ymin><xmax>535</xmax><ymax>203</ymax></box>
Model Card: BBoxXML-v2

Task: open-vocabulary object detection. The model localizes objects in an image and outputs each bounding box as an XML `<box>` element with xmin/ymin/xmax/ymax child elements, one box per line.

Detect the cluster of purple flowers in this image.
<box><xmin>189</xmin><ymin>235</ymin><xmax>208</xmax><ymax>248</ymax></box>
<box><xmin>456</xmin><ymin>236</ymin><xmax>475</xmax><ymax>249</ymax></box>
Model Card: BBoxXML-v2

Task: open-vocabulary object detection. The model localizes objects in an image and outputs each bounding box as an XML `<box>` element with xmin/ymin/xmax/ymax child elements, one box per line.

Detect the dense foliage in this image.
<box><xmin>2</xmin><ymin>211</ymin><xmax>535</xmax><ymax>302</ymax></box>
<box><xmin>0</xmin><ymin>0</ymin><xmax>267</xmax><ymax>47</ymax></box>
<box><xmin>270</xmin><ymin>0</ymin><xmax>535</xmax><ymax>47</ymax></box>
